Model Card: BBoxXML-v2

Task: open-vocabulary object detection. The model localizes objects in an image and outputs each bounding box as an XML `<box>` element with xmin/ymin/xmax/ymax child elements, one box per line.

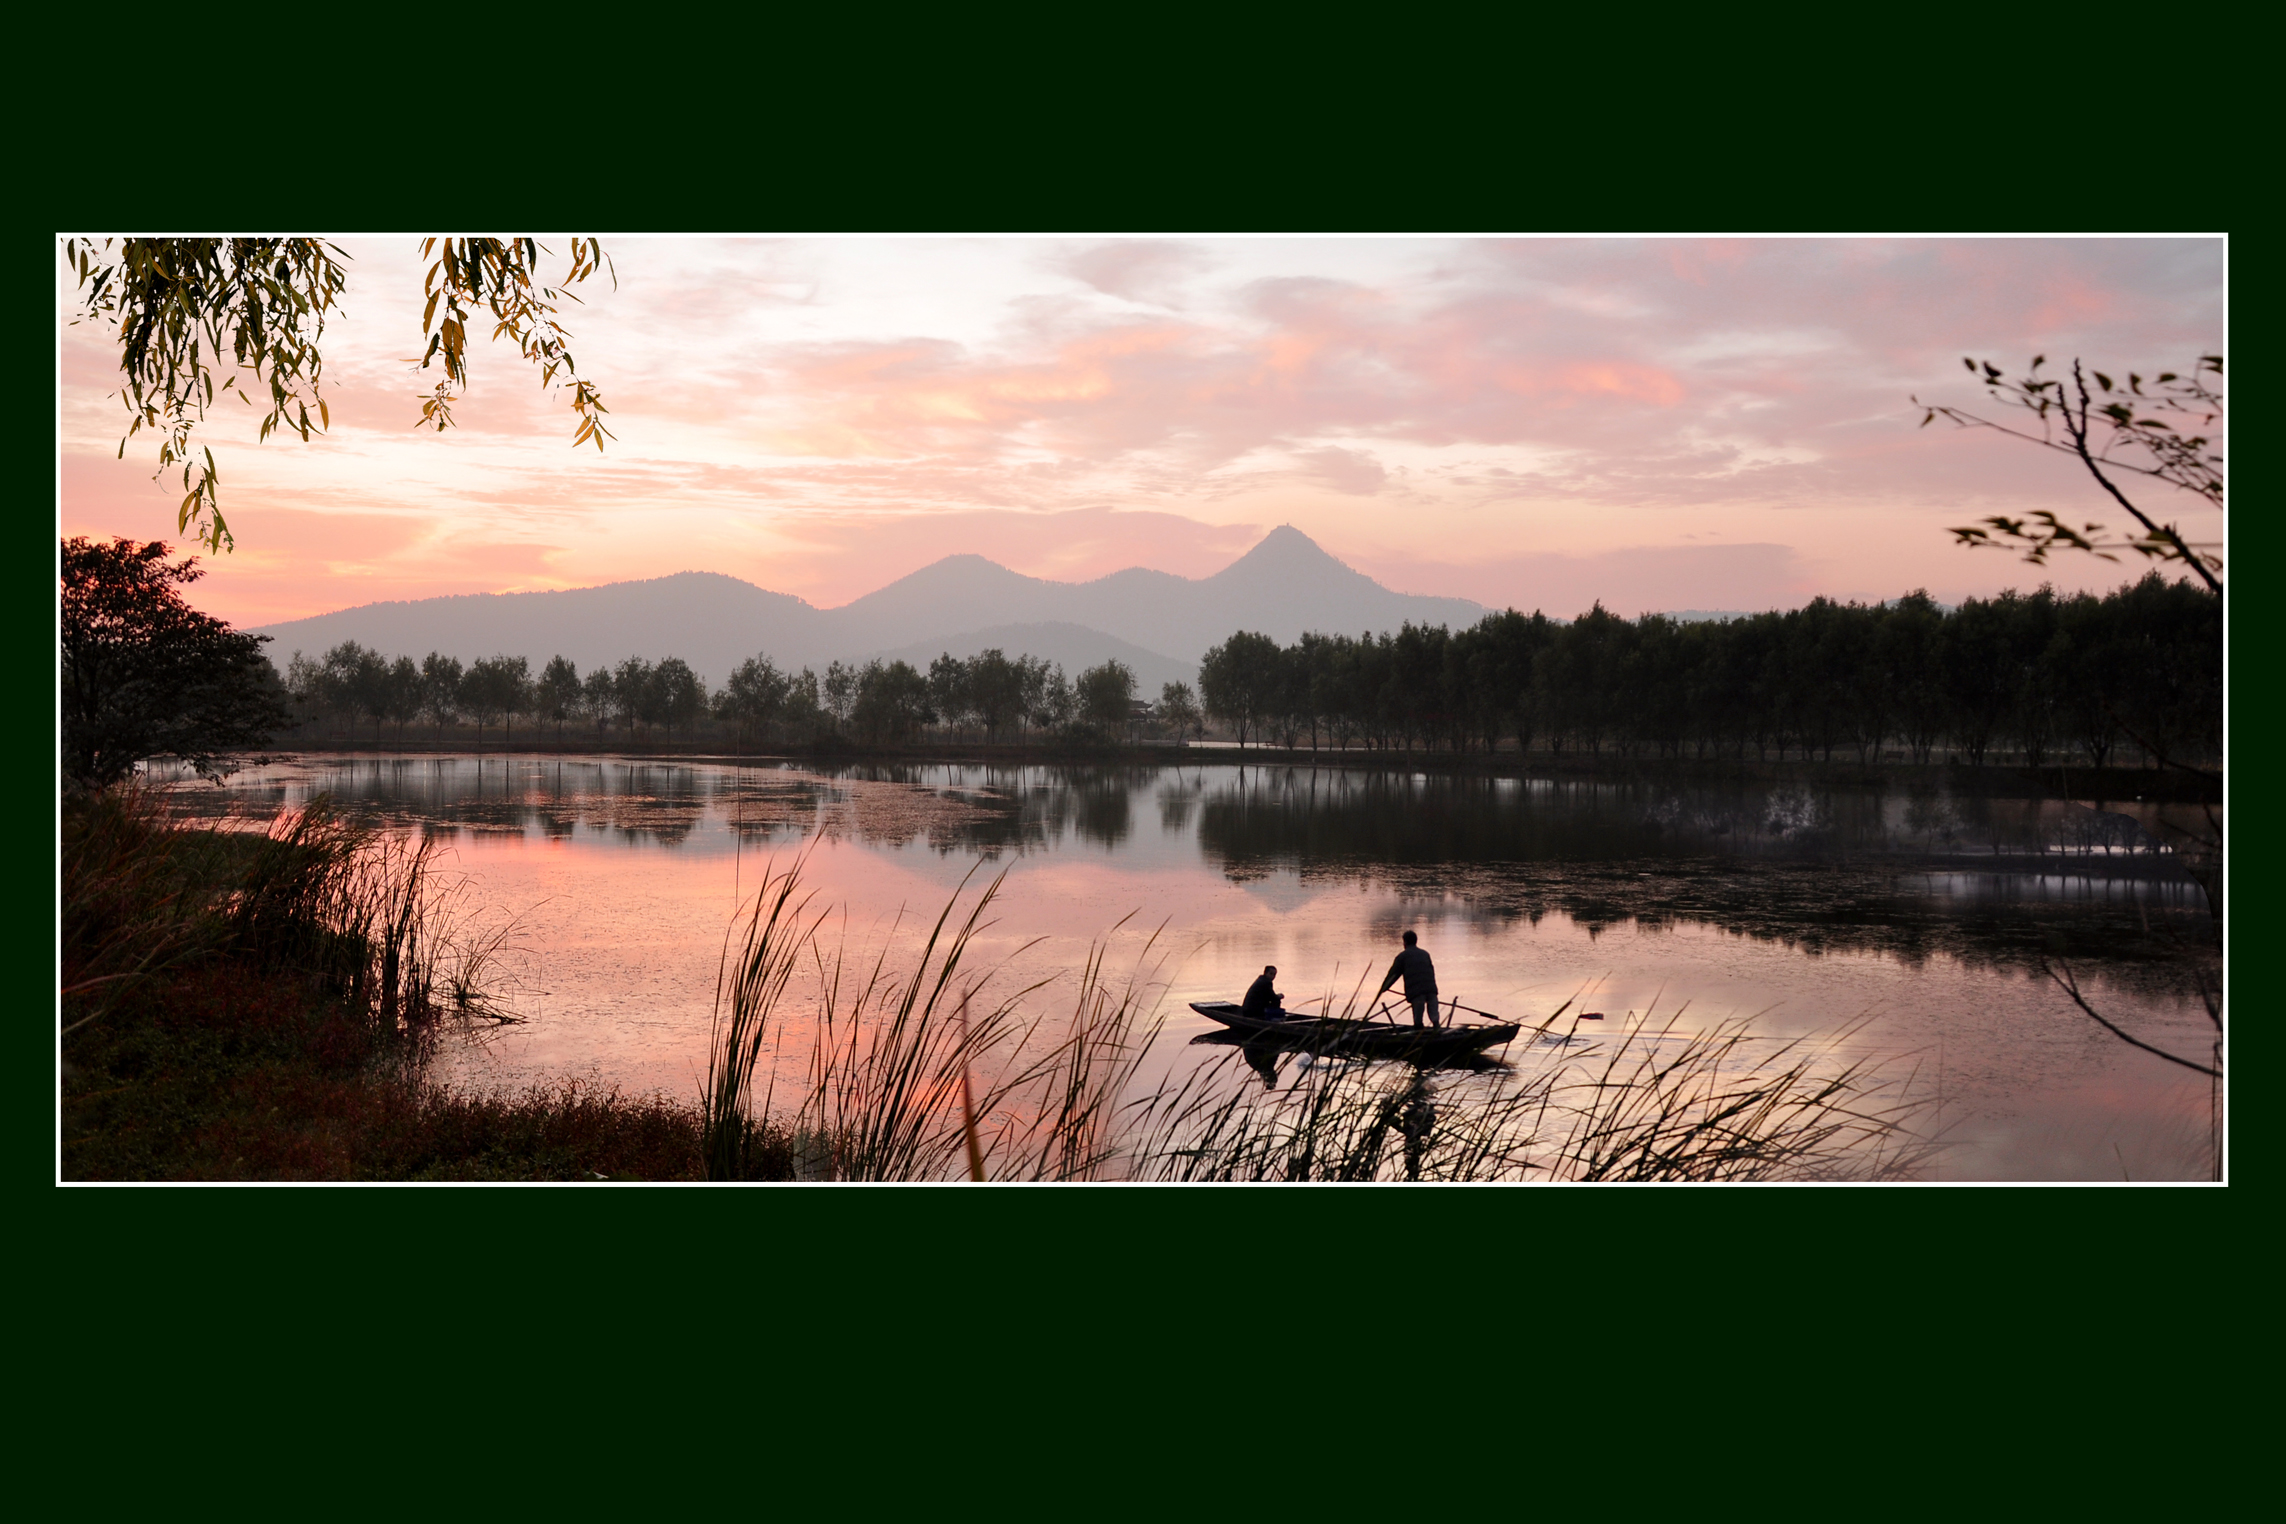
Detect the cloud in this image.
<box><xmin>1294</xmin><ymin>446</ymin><xmax>1387</xmax><ymax>496</ymax></box>
<box><xmin>58</xmin><ymin>236</ymin><xmax>2223</xmax><ymax>623</ymax></box>
<box><xmin>1061</xmin><ymin>240</ymin><xmax>1215</xmax><ymax>306</ymax></box>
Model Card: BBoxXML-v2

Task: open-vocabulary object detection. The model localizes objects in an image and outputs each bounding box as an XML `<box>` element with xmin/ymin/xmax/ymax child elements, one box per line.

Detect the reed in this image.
<box><xmin>972</xmin><ymin>914</ymin><xmax>1172</xmax><ymax>1181</ymax></box>
<box><xmin>695</xmin><ymin>861</ymin><xmax>1933</xmax><ymax>1182</ymax></box>
<box><xmin>227</xmin><ymin>799</ymin><xmax>451</xmax><ymax>1041</ymax></box>
<box><xmin>701</xmin><ymin>851</ymin><xmax>827</xmax><ymax>1180</ymax></box>
<box><xmin>62</xmin><ymin>786</ymin><xmax>573</xmax><ymax>1179</ymax></box>
<box><xmin>1532</xmin><ymin>1010</ymin><xmax>1937</xmax><ymax>1182</ymax></box>
<box><xmin>1125</xmin><ymin>1048</ymin><xmax>1550</xmax><ymax>1182</ymax></box>
<box><xmin>787</xmin><ymin>864</ymin><xmax>1044</xmax><ymax>1181</ymax></box>
<box><xmin>60</xmin><ymin>784</ymin><xmax>220</xmax><ymax>1040</ymax></box>
<box><xmin>65</xmin><ymin>786</ymin><xmax>490</xmax><ymax>1065</ymax></box>
<box><xmin>700</xmin><ymin>859</ymin><xmax>1178</xmax><ymax>1181</ymax></box>
<box><xmin>1120</xmin><ymin>984</ymin><xmax>1934</xmax><ymax>1183</ymax></box>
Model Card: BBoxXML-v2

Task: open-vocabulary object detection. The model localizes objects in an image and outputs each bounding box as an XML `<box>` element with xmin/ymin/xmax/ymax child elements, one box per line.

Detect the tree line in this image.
<box><xmin>282</xmin><ymin>644</ymin><xmax>1208</xmax><ymax>749</ymax></box>
<box><xmin>1197</xmin><ymin>573</ymin><xmax>2220</xmax><ymax>769</ymax></box>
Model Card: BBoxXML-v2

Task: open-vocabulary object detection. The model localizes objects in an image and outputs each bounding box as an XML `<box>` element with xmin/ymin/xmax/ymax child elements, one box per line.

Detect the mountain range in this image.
<box><xmin>250</xmin><ymin>525</ymin><xmax>1488</xmax><ymax>688</ymax></box>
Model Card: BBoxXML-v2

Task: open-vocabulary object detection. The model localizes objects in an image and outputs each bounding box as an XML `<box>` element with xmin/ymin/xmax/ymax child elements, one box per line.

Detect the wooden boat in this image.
<box><xmin>1188</xmin><ymin>1001</ymin><xmax>1520</xmax><ymax>1063</ymax></box>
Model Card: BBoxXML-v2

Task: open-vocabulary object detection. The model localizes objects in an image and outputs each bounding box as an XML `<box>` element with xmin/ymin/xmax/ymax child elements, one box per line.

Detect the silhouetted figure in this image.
<box><xmin>1378</xmin><ymin>931</ymin><xmax>1439</xmax><ymax>1027</ymax></box>
<box><xmin>1241</xmin><ymin>964</ymin><xmax>1285</xmax><ymax>1021</ymax></box>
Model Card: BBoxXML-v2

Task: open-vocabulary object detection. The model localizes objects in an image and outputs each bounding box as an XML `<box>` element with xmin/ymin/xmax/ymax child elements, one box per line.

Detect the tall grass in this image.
<box><xmin>1529</xmin><ymin>1011</ymin><xmax>1935</xmax><ymax>1181</ymax></box>
<box><xmin>60</xmin><ymin>786</ymin><xmax>220</xmax><ymax>1039</ymax></box>
<box><xmin>700</xmin><ymin>852</ymin><xmax>826</xmax><ymax>1180</ymax></box>
<box><xmin>64</xmin><ymin>787</ymin><xmax>475</xmax><ymax>1053</ymax></box>
<box><xmin>701</xmin><ymin>859</ymin><xmax>1175</xmax><ymax>1181</ymax></box>
<box><xmin>228</xmin><ymin>799</ymin><xmax>447</xmax><ymax>1040</ymax></box>
<box><xmin>699</xmin><ymin>862</ymin><xmax>1933</xmax><ymax>1182</ymax></box>
<box><xmin>979</xmin><ymin>917</ymin><xmax>1169</xmax><ymax>1181</ymax></box>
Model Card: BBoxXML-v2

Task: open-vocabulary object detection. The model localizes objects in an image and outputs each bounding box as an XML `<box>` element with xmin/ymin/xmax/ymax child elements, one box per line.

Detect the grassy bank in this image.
<box><xmin>62</xmin><ymin>791</ymin><xmax>1938</xmax><ymax>1182</ymax></box>
<box><xmin>60</xmin><ymin>788</ymin><xmax>704</xmax><ymax>1180</ymax></box>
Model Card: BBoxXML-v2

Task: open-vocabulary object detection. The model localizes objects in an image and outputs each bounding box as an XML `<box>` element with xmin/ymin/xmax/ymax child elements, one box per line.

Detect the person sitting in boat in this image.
<box><xmin>1378</xmin><ymin>931</ymin><xmax>1439</xmax><ymax>1028</ymax></box>
<box><xmin>1241</xmin><ymin>965</ymin><xmax>1287</xmax><ymax>1021</ymax></box>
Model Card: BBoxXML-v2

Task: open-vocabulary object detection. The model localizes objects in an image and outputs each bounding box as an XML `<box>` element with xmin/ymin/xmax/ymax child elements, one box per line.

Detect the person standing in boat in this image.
<box><xmin>1378</xmin><ymin>931</ymin><xmax>1440</xmax><ymax>1027</ymax></box>
<box><xmin>1242</xmin><ymin>965</ymin><xmax>1286</xmax><ymax>1021</ymax></box>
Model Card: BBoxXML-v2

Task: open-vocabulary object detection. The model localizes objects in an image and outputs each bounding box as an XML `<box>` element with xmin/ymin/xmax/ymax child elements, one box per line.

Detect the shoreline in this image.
<box><xmin>228</xmin><ymin>739</ymin><xmax>2224</xmax><ymax>804</ymax></box>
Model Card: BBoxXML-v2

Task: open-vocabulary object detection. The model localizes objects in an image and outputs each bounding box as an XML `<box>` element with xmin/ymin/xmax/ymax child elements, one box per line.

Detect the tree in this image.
<box><xmin>1076</xmin><ymin>660</ymin><xmax>1136</xmax><ymax>735</ymax></box>
<box><xmin>927</xmin><ymin>653</ymin><xmax>974</xmax><ymax>739</ymax></box>
<box><xmin>1917</xmin><ymin>355</ymin><xmax>2222</xmax><ymax>597</ymax></box>
<box><xmin>537</xmin><ymin>656</ymin><xmax>582</xmax><ymax>741</ymax></box>
<box><xmin>822</xmin><ymin>661</ymin><xmax>857</xmax><ymax>734</ymax></box>
<box><xmin>851</xmin><ymin>660</ymin><xmax>932</xmax><ymax>743</ymax></box>
<box><xmin>321</xmin><ymin>640</ymin><xmax>388</xmax><ymax>743</ymax></box>
<box><xmin>1918</xmin><ymin>354</ymin><xmax>2224</xmax><ymax>1174</ymax></box>
<box><xmin>964</xmin><ymin>650</ymin><xmax>1027</xmax><ymax>743</ymax></box>
<box><xmin>1029</xmin><ymin>663</ymin><xmax>1074</xmax><ymax>733</ymax></box>
<box><xmin>1198</xmin><ymin>632</ymin><xmax>1282</xmax><ymax>748</ymax></box>
<box><xmin>421</xmin><ymin>653</ymin><xmax>464</xmax><ymax>744</ymax></box>
<box><xmin>653</xmin><ymin>657</ymin><xmax>707</xmax><ymax>738</ymax></box>
<box><xmin>718</xmin><ymin>655</ymin><xmax>793</xmax><ymax>748</ymax></box>
<box><xmin>61</xmin><ymin>537</ymin><xmax>289</xmax><ymax>789</ymax></box>
<box><xmin>1158</xmin><ymin>681</ymin><xmax>1203</xmax><ymax>744</ymax></box>
<box><xmin>613</xmin><ymin>657</ymin><xmax>654</xmax><ymax>737</ymax></box>
<box><xmin>63</xmin><ymin>237</ymin><xmax>616</xmax><ymax>553</ymax></box>
<box><xmin>784</xmin><ymin>668</ymin><xmax>825</xmax><ymax>738</ymax></box>
<box><xmin>581</xmin><ymin>665</ymin><xmax>616</xmax><ymax>735</ymax></box>
<box><xmin>383</xmin><ymin>655</ymin><xmax>424</xmax><ymax>742</ymax></box>
<box><xmin>461</xmin><ymin>655</ymin><xmax>529</xmax><ymax>750</ymax></box>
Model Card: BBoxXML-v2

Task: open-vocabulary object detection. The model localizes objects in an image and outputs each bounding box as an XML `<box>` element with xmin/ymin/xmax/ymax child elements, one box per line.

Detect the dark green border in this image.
<box><xmin>28</xmin><ymin>76</ymin><xmax>2255</xmax><ymax>1440</ymax></box>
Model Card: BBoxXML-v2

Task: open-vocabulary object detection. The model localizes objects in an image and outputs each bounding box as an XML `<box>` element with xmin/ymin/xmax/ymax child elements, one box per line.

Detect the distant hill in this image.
<box><xmin>251</xmin><ymin>525</ymin><xmax>1487</xmax><ymax>686</ymax></box>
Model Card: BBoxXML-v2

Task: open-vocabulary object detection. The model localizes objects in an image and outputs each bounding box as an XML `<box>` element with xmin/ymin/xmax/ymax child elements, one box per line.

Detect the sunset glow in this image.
<box><xmin>57</xmin><ymin>236</ymin><xmax>2224</xmax><ymax>627</ymax></box>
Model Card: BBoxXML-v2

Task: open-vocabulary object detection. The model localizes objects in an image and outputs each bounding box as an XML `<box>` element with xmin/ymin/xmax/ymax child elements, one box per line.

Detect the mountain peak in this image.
<box><xmin>1245</xmin><ymin>523</ymin><xmax>1328</xmax><ymax>559</ymax></box>
<box><xmin>1212</xmin><ymin>524</ymin><xmax>1370</xmax><ymax>591</ymax></box>
<box><xmin>249</xmin><ymin>523</ymin><xmax>1486</xmax><ymax>682</ymax></box>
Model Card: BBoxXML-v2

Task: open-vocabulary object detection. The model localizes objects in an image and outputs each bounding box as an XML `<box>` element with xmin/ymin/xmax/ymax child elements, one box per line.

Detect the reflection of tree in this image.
<box><xmin>1193</xmin><ymin>768</ymin><xmax>2211</xmax><ymax>996</ymax></box>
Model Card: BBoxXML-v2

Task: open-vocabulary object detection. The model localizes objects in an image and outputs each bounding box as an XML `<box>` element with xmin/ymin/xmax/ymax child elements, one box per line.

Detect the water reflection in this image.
<box><xmin>151</xmin><ymin>752</ymin><xmax>2220</xmax><ymax>1179</ymax></box>
<box><xmin>159</xmin><ymin>755</ymin><xmax>2213</xmax><ymax>992</ymax></box>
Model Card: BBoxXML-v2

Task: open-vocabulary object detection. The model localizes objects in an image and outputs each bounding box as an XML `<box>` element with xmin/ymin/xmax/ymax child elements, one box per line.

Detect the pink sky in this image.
<box><xmin>56</xmin><ymin>236</ymin><xmax>2225</xmax><ymax>627</ymax></box>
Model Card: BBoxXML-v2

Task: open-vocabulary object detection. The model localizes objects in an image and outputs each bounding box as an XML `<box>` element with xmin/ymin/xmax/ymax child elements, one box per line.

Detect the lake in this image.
<box><xmin>159</xmin><ymin>753</ymin><xmax>2223</xmax><ymax>1181</ymax></box>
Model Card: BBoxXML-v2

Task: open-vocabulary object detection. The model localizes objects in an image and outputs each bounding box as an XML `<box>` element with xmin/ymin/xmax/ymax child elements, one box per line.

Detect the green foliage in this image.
<box><xmin>412</xmin><ymin>238</ymin><xmax>614</xmax><ymax>453</ymax></box>
<box><xmin>420</xmin><ymin>652</ymin><xmax>464</xmax><ymax>739</ymax></box>
<box><xmin>64</xmin><ymin>239</ymin><xmax>349</xmax><ymax>552</ymax></box>
<box><xmin>64</xmin><ymin>236</ymin><xmax>615</xmax><ymax>554</ymax></box>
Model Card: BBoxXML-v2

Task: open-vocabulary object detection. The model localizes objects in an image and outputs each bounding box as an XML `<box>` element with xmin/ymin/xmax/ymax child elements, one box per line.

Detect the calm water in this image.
<box><xmin>161</xmin><ymin>754</ymin><xmax>2224</xmax><ymax>1181</ymax></box>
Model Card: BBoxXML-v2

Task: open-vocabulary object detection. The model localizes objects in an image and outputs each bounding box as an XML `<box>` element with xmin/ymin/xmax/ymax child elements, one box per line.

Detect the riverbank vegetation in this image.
<box><xmin>63</xmin><ymin>805</ymin><xmax>1936</xmax><ymax>1182</ymax></box>
<box><xmin>270</xmin><ymin>571</ymin><xmax>2217</xmax><ymax>778</ymax></box>
<box><xmin>683</xmin><ymin>860</ymin><xmax>1939</xmax><ymax>1183</ymax></box>
<box><xmin>1195</xmin><ymin>573</ymin><xmax>2218</xmax><ymax>769</ymax></box>
<box><xmin>60</xmin><ymin>787</ymin><xmax>693</xmax><ymax>1180</ymax></box>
